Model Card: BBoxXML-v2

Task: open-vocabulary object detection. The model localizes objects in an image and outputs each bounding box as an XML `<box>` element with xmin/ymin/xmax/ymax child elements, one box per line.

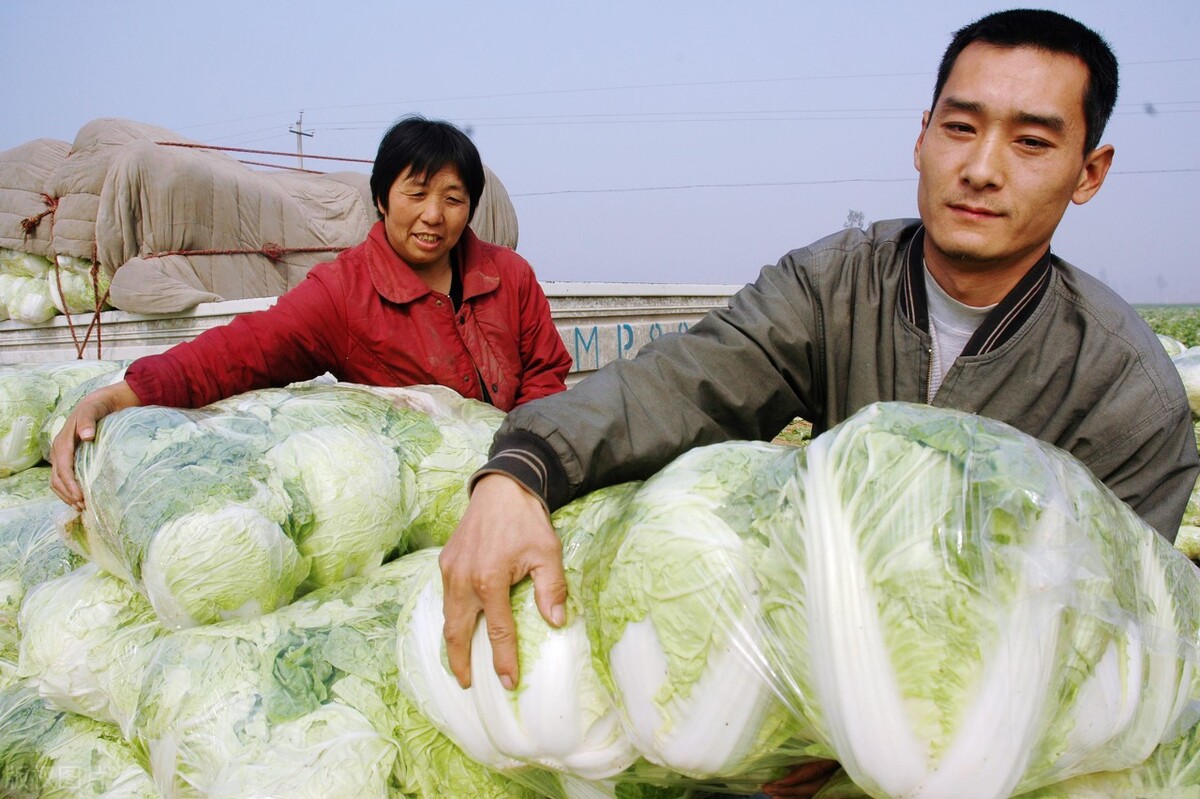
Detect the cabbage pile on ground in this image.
<box><xmin>2</xmin><ymin>381</ymin><xmax>1198</xmax><ymax>798</ymax></box>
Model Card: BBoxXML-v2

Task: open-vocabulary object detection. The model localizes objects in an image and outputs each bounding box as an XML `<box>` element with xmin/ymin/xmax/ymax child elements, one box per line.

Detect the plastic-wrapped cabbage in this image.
<box><xmin>70</xmin><ymin>401</ymin><xmax>307</xmax><ymax>626</ymax></box>
<box><xmin>0</xmin><ymin>683</ymin><xmax>157</xmax><ymax>799</ymax></box>
<box><xmin>265</xmin><ymin>423</ymin><xmax>415</xmax><ymax>591</ymax></box>
<box><xmin>760</xmin><ymin>402</ymin><xmax>1200</xmax><ymax>799</ymax></box>
<box><xmin>396</xmin><ymin>548</ymin><xmax>647</xmax><ymax>799</ymax></box>
<box><xmin>38</xmin><ymin>363</ymin><xmax>129</xmax><ymax>460</ymax></box>
<box><xmin>0</xmin><ymin>360</ymin><xmax>124</xmax><ymax>477</ymax></box>
<box><xmin>0</xmin><ymin>466</ymin><xmax>54</xmax><ymax>508</ymax></box>
<box><xmin>392</xmin><ymin>688</ymin><xmax>543</xmax><ymax>799</ymax></box>
<box><xmin>130</xmin><ymin>554</ymin><xmax>449</xmax><ymax>798</ymax></box>
<box><xmin>1174</xmin><ymin>346</ymin><xmax>1200</xmax><ymax>418</ymax></box>
<box><xmin>461</xmin><ymin>483</ymin><xmax>642</xmax><ymax>779</ymax></box>
<box><xmin>17</xmin><ymin>563</ymin><xmax>164</xmax><ymax>734</ymax></box>
<box><xmin>371</xmin><ymin>384</ymin><xmax>506</xmax><ymax>547</ymax></box>
<box><xmin>1015</xmin><ymin>709</ymin><xmax>1200</xmax><ymax>798</ymax></box>
<box><xmin>71</xmin><ymin>383</ymin><xmax>448</xmax><ymax>627</ymax></box>
<box><xmin>0</xmin><ymin>497</ymin><xmax>83</xmax><ymax>689</ymax></box>
<box><xmin>580</xmin><ymin>442</ymin><xmax>821</xmax><ymax>786</ymax></box>
<box><xmin>1158</xmin><ymin>334</ymin><xmax>1189</xmax><ymax>358</ymax></box>
<box><xmin>49</xmin><ymin>254</ymin><xmax>112</xmax><ymax>314</ymax></box>
<box><xmin>0</xmin><ymin>366</ymin><xmax>59</xmax><ymax>476</ymax></box>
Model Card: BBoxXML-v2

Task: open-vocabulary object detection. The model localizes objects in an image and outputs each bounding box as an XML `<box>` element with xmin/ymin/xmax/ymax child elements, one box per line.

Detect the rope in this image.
<box><xmin>236</xmin><ymin>159</ymin><xmax>324</xmax><ymax>174</ymax></box>
<box><xmin>19</xmin><ymin>194</ymin><xmax>58</xmax><ymax>235</ymax></box>
<box><xmin>154</xmin><ymin>140</ymin><xmax>372</xmax><ymax>164</ymax></box>
<box><xmin>144</xmin><ymin>243</ymin><xmax>347</xmax><ymax>261</ymax></box>
<box><xmin>54</xmin><ymin>241</ymin><xmax>110</xmax><ymax>360</ymax></box>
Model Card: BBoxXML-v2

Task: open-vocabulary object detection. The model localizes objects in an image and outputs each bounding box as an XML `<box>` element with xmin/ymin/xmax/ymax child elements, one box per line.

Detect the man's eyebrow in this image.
<box><xmin>938</xmin><ymin>96</ymin><xmax>1066</xmax><ymax>134</ymax></box>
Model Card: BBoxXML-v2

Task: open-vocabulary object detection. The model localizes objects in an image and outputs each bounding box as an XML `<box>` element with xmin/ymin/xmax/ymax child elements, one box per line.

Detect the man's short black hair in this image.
<box><xmin>931</xmin><ymin>9</ymin><xmax>1119</xmax><ymax>153</ymax></box>
<box><xmin>370</xmin><ymin>116</ymin><xmax>486</xmax><ymax>223</ymax></box>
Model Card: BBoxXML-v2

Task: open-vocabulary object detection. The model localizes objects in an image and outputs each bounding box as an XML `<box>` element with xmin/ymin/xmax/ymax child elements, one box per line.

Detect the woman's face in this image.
<box><xmin>377</xmin><ymin>164</ymin><xmax>471</xmax><ymax>274</ymax></box>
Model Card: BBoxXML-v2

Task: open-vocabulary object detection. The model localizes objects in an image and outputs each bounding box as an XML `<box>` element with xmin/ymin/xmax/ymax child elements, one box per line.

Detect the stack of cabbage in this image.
<box><xmin>0</xmin><ymin>358</ymin><xmax>127</xmax><ymax>477</ymax></box>
<box><xmin>1168</xmin><ymin>342</ymin><xmax>1200</xmax><ymax>558</ymax></box>
<box><xmin>3</xmin><ymin>384</ymin><xmax>1200</xmax><ymax>798</ymax></box>
<box><xmin>0</xmin><ymin>248</ymin><xmax>112</xmax><ymax>324</ymax></box>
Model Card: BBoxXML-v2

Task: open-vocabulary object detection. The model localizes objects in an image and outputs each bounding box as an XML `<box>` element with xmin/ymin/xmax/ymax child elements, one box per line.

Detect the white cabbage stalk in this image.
<box><xmin>582</xmin><ymin>443</ymin><xmax>816</xmax><ymax>783</ymax></box>
<box><xmin>395</xmin><ymin>551</ymin><xmax>525</xmax><ymax>771</ymax></box>
<box><xmin>762</xmin><ymin>402</ymin><xmax>1200</xmax><ymax>799</ymax></box>
<box><xmin>16</xmin><ymin>563</ymin><xmax>163</xmax><ymax>735</ymax></box>
<box><xmin>141</xmin><ymin>501</ymin><xmax>309</xmax><ymax>628</ymax></box>
<box><xmin>468</xmin><ymin>484</ymin><xmax>639</xmax><ymax>779</ymax></box>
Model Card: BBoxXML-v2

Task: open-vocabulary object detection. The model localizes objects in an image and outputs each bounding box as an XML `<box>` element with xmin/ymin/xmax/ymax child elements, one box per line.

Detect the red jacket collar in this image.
<box><xmin>365</xmin><ymin>222</ymin><xmax>501</xmax><ymax>305</ymax></box>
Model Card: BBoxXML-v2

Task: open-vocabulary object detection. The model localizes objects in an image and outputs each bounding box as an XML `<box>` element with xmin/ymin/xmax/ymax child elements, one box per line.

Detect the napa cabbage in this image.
<box><xmin>1173</xmin><ymin>346</ymin><xmax>1200</xmax><ymax>418</ymax></box>
<box><xmin>0</xmin><ymin>497</ymin><xmax>83</xmax><ymax>689</ymax></box>
<box><xmin>49</xmin><ymin>255</ymin><xmax>112</xmax><ymax>315</ymax></box>
<box><xmin>0</xmin><ymin>683</ymin><xmax>157</xmax><ymax>799</ymax></box>
<box><xmin>71</xmin><ymin>383</ymin><xmax>448</xmax><ymax>626</ymax></box>
<box><xmin>760</xmin><ymin>402</ymin><xmax>1200</xmax><ymax>799</ymax></box>
<box><xmin>580</xmin><ymin>441</ymin><xmax>820</xmax><ymax>785</ymax></box>
<box><xmin>17</xmin><ymin>563</ymin><xmax>164</xmax><ymax>734</ymax></box>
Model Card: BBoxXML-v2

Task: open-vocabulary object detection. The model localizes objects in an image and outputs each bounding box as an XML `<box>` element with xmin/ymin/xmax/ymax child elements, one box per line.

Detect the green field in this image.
<box><xmin>1137</xmin><ymin>304</ymin><xmax>1200</xmax><ymax>348</ymax></box>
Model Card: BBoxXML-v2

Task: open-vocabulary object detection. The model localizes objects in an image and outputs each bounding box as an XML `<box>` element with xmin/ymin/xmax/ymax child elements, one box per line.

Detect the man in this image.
<box><xmin>442</xmin><ymin>9</ymin><xmax>1199</xmax><ymax>797</ymax></box>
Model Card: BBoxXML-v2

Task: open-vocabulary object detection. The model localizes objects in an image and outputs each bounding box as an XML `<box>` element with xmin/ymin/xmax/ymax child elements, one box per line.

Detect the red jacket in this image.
<box><xmin>126</xmin><ymin>223</ymin><xmax>571</xmax><ymax>411</ymax></box>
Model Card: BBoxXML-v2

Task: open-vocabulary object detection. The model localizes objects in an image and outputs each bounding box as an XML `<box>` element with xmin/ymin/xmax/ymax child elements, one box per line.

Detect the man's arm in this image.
<box><xmin>1101</xmin><ymin>406</ymin><xmax>1198</xmax><ymax>541</ymax></box>
<box><xmin>440</xmin><ymin>253</ymin><xmax>832</xmax><ymax>687</ymax></box>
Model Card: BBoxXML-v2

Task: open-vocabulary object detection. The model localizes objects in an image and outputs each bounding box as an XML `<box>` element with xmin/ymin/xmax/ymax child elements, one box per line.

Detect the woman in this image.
<box><xmin>50</xmin><ymin>116</ymin><xmax>571</xmax><ymax>509</ymax></box>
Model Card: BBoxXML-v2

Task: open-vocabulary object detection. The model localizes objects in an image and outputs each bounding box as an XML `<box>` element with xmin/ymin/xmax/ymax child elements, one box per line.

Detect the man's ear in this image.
<box><xmin>913</xmin><ymin>111</ymin><xmax>931</xmax><ymax>172</ymax></box>
<box><xmin>1072</xmin><ymin>144</ymin><xmax>1115</xmax><ymax>205</ymax></box>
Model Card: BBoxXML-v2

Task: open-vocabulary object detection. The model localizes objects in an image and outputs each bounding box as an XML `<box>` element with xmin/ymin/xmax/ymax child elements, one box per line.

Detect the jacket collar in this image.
<box><xmin>365</xmin><ymin>222</ymin><xmax>501</xmax><ymax>305</ymax></box>
<box><xmin>900</xmin><ymin>225</ymin><xmax>1054</xmax><ymax>356</ymax></box>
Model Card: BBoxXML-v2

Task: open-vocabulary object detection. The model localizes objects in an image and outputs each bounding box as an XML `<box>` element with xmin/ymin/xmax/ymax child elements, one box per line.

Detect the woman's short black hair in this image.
<box><xmin>370</xmin><ymin>116</ymin><xmax>486</xmax><ymax>223</ymax></box>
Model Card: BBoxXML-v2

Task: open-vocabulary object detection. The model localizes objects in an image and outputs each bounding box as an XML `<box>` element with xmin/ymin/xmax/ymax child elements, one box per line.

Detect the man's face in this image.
<box><xmin>914</xmin><ymin>42</ymin><xmax>1113</xmax><ymax>284</ymax></box>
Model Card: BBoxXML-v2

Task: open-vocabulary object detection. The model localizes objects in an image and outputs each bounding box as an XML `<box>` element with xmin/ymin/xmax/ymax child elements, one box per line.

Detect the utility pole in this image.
<box><xmin>289</xmin><ymin>111</ymin><xmax>314</xmax><ymax>169</ymax></box>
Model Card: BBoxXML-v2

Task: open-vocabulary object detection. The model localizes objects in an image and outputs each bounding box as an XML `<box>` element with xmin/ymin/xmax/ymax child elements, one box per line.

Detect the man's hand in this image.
<box><xmin>439</xmin><ymin>473</ymin><xmax>567</xmax><ymax>690</ymax></box>
<box><xmin>760</xmin><ymin>759</ymin><xmax>841</xmax><ymax>798</ymax></box>
<box><xmin>49</xmin><ymin>380</ymin><xmax>140</xmax><ymax>511</ymax></box>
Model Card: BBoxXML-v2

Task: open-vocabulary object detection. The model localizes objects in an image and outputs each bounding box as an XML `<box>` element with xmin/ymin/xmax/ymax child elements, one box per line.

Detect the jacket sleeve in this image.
<box><xmin>511</xmin><ymin>266</ymin><xmax>572</xmax><ymax>406</ymax></box>
<box><xmin>125</xmin><ymin>272</ymin><xmax>345</xmax><ymax>408</ymax></box>
<box><xmin>484</xmin><ymin>253</ymin><xmax>826</xmax><ymax>510</ymax></box>
<box><xmin>1098</xmin><ymin>400</ymin><xmax>1198</xmax><ymax>542</ymax></box>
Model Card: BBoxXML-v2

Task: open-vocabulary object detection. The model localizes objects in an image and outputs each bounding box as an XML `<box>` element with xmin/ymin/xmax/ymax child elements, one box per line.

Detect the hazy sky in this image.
<box><xmin>4</xmin><ymin>1</ymin><xmax>1198</xmax><ymax>303</ymax></box>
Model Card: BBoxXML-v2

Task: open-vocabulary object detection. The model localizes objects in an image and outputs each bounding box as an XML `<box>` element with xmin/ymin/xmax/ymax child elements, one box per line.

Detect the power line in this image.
<box><xmin>511</xmin><ymin>167</ymin><xmax>1200</xmax><ymax>198</ymax></box>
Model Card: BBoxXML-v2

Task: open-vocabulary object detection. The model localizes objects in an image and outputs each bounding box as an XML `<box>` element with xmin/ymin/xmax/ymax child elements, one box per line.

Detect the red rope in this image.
<box><xmin>145</xmin><ymin>243</ymin><xmax>347</xmax><ymax>261</ymax></box>
<box><xmin>155</xmin><ymin>141</ymin><xmax>372</xmax><ymax>164</ymax></box>
<box><xmin>19</xmin><ymin>194</ymin><xmax>58</xmax><ymax>235</ymax></box>
<box><xmin>236</xmin><ymin>159</ymin><xmax>324</xmax><ymax>174</ymax></box>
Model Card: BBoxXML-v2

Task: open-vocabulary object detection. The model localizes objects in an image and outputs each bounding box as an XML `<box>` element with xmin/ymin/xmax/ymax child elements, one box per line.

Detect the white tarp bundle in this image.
<box><xmin>0</xmin><ymin>117</ymin><xmax>520</xmax><ymax>318</ymax></box>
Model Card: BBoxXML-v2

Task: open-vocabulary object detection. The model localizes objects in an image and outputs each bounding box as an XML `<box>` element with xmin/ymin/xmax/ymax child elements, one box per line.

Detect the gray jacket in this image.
<box><xmin>490</xmin><ymin>220</ymin><xmax>1198</xmax><ymax>540</ymax></box>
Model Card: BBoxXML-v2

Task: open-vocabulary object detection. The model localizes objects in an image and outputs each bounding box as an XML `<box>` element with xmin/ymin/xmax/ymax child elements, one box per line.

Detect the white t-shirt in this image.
<box><xmin>924</xmin><ymin>267</ymin><xmax>995</xmax><ymax>402</ymax></box>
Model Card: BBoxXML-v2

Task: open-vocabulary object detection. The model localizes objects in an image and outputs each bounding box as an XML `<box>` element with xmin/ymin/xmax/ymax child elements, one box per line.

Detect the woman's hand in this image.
<box><xmin>49</xmin><ymin>380</ymin><xmax>140</xmax><ymax>510</ymax></box>
<box><xmin>761</xmin><ymin>759</ymin><xmax>841</xmax><ymax>798</ymax></box>
<box><xmin>439</xmin><ymin>473</ymin><xmax>567</xmax><ymax>690</ymax></box>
